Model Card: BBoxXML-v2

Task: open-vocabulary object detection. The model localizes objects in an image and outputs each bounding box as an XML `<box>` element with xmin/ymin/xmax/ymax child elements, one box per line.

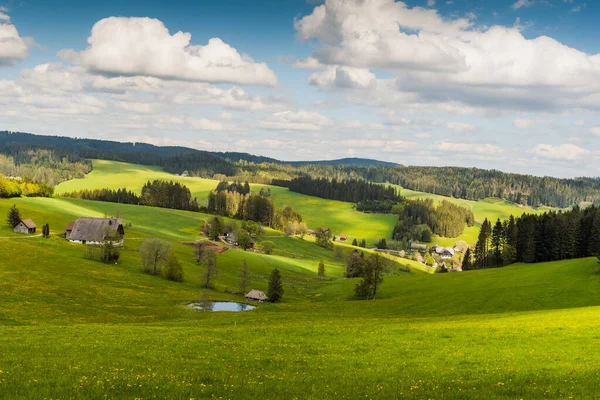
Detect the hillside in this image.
<box><xmin>1</xmin><ymin>196</ymin><xmax>600</xmax><ymax>398</ymax></box>
<box><xmin>55</xmin><ymin>160</ymin><xmax>544</xmax><ymax>246</ymax></box>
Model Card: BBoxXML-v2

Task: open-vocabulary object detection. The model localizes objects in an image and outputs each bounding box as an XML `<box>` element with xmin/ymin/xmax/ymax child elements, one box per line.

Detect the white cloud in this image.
<box><xmin>64</xmin><ymin>17</ymin><xmax>277</xmax><ymax>86</ymax></box>
<box><xmin>427</xmin><ymin>0</ymin><xmax>436</xmax><ymax>7</ymax></box>
<box><xmin>531</xmin><ymin>143</ymin><xmax>587</xmax><ymax>160</ymax></box>
<box><xmin>341</xmin><ymin>139</ymin><xmax>418</xmax><ymax>153</ymax></box>
<box><xmin>591</xmin><ymin>127</ymin><xmax>600</xmax><ymax>136</ymax></box>
<box><xmin>438</xmin><ymin>141</ymin><xmax>504</xmax><ymax>155</ymax></box>
<box><xmin>296</xmin><ymin>0</ymin><xmax>600</xmax><ymax>113</ymax></box>
<box><xmin>308</xmin><ymin>66</ymin><xmax>376</xmax><ymax>89</ymax></box>
<box><xmin>0</xmin><ymin>9</ymin><xmax>33</xmax><ymax>65</ymax></box>
<box><xmin>512</xmin><ymin>0</ymin><xmax>534</xmax><ymax>10</ymax></box>
<box><xmin>260</xmin><ymin>110</ymin><xmax>333</xmax><ymax>131</ymax></box>
<box><xmin>189</xmin><ymin>118</ymin><xmax>224</xmax><ymax>131</ymax></box>
<box><xmin>446</xmin><ymin>121</ymin><xmax>475</xmax><ymax>133</ymax></box>
<box><xmin>117</xmin><ymin>101</ymin><xmax>156</xmax><ymax>114</ymax></box>
<box><xmin>513</xmin><ymin>118</ymin><xmax>544</xmax><ymax>129</ymax></box>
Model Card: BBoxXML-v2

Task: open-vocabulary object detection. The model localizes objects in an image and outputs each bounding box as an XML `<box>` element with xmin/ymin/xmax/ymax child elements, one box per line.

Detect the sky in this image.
<box><xmin>1</xmin><ymin>0</ymin><xmax>599</xmax><ymax>178</ymax></box>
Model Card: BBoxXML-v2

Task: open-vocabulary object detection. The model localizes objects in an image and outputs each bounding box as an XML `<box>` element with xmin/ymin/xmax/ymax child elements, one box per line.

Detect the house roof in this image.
<box><xmin>245</xmin><ymin>289</ymin><xmax>267</xmax><ymax>300</ymax></box>
<box><xmin>65</xmin><ymin>221</ymin><xmax>75</xmax><ymax>231</ymax></box>
<box><xmin>68</xmin><ymin>217</ymin><xmax>123</xmax><ymax>242</ymax></box>
<box><xmin>20</xmin><ymin>219</ymin><xmax>36</xmax><ymax>229</ymax></box>
<box><xmin>435</xmin><ymin>247</ymin><xmax>455</xmax><ymax>256</ymax></box>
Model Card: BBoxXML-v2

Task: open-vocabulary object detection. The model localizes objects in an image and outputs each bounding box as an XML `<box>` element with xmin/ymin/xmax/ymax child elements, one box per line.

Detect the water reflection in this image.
<box><xmin>188</xmin><ymin>301</ymin><xmax>256</xmax><ymax>312</ymax></box>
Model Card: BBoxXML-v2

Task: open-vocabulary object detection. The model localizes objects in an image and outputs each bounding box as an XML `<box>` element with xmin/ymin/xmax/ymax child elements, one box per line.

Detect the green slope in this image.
<box><xmin>1</xmin><ymin>196</ymin><xmax>600</xmax><ymax>398</ymax></box>
<box><xmin>55</xmin><ymin>160</ymin><xmax>547</xmax><ymax>246</ymax></box>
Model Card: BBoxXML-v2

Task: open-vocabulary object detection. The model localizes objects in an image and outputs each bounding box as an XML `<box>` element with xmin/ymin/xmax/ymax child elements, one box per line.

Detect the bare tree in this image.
<box><xmin>194</xmin><ymin>240</ymin><xmax>206</xmax><ymax>265</ymax></box>
<box><xmin>140</xmin><ymin>239</ymin><xmax>171</xmax><ymax>275</ymax></box>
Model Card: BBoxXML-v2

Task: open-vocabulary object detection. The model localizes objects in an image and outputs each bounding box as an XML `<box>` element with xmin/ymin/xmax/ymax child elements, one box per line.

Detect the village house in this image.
<box><xmin>246</xmin><ymin>289</ymin><xmax>268</xmax><ymax>302</ymax></box>
<box><xmin>65</xmin><ymin>217</ymin><xmax>124</xmax><ymax>246</ymax></box>
<box><xmin>225</xmin><ymin>231</ymin><xmax>255</xmax><ymax>248</ymax></box>
<box><xmin>13</xmin><ymin>219</ymin><xmax>36</xmax><ymax>234</ymax></box>
<box><xmin>432</xmin><ymin>245</ymin><xmax>455</xmax><ymax>259</ymax></box>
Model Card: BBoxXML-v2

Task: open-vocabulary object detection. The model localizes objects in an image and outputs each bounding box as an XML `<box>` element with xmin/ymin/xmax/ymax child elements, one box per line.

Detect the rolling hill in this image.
<box><xmin>1</xmin><ymin>194</ymin><xmax>599</xmax><ymax>398</ymax></box>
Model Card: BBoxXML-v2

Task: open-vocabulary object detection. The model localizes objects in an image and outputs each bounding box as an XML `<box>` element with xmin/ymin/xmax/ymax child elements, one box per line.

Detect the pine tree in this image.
<box><xmin>491</xmin><ymin>218</ymin><xmax>504</xmax><ymax>267</ymax></box>
<box><xmin>6</xmin><ymin>204</ymin><xmax>20</xmax><ymax>228</ymax></box>
<box><xmin>588</xmin><ymin>213</ymin><xmax>600</xmax><ymax>256</ymax></box>
<box><xmin>318</xmin><ymin>260</ymin><xmax>325</xmax><ymax>278</ymax></box>
<box><xmin>267</xmin><ymin>268</ymin><xmax>284</xmax><ymax>302</ymax></box>
<box><xmin>352</xmin><ymin>238</ymin><xmax>358</xmax><ymax>246</ymax></box>
<box><xmin>239</xmin><ymin>259</ymin><xmax>251</xmax><ymax>294</ymax></box>
<box><xmin>462</xmin><ymin>247</ymin><xmax>473</xmax><ymax>270</ymax></box>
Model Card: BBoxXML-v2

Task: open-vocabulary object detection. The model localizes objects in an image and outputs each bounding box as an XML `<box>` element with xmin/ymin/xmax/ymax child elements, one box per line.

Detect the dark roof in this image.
<box><xmin>68</xmin><ymin>217</ymin><xmax>123</xmax><ymax>242</ymax></box>
<box><xmin>20</xmin><ymin>219</ymin><xmax>36</xmax><ymax>229</ymax></box>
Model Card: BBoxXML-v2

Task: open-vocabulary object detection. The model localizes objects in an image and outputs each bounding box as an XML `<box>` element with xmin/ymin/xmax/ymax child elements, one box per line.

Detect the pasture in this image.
<box><xmin>54</xmin><ymin>160</ymin><xmax>547</xmax><ymax>247</ymax></box>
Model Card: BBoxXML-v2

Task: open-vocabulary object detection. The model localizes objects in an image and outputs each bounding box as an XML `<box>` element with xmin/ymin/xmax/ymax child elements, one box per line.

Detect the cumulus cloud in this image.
<box><xmin>446</xmin><ymin>122</ymin><xmax>475</xmax><ymax>133</ymax></box>
<box><xmin>512</xmin><ymin>0</ymin><xmax>534</xmax><ymax>9</ymax></box>
<box><xmin>308</xmin><ymin>66</ymin><xmax>376</xmax><ymax>89</ymax></box>
<box><xmin>513</xmin><ymin>118</ymin><xmax>544</xmax><ymax>129</ymax></box>
<box><xmin>0</xmin><ymin>9</ymin><xmax>33</xmax><ymax>65</ymax></box>
<box><xmin>438</xmin><ymin>141</ymin><xmax>504</xmax><ymax>155</ymax></box>
<box><xmin>296</xmin><ymin>0</ymin><xmax>600</xmax><ymax>112</ymax></box>
<box><xmin>63</xmin><ymin>17</ymin><xmax>277</xmax><ymax>86</ymax></box>
<box><xmin>260</xmin><ymin>110</ymin><xmax>333</xmax><ymax>131</ymax></box>
<box><xmin>189</xmin><ymin>118</ymin><xmax>224</xmax><ymax>131</ymax></box>
<box><xmin>531</xmin><ymin>143</ymin><xmax>587</xmax><ymax>160</ymax></box>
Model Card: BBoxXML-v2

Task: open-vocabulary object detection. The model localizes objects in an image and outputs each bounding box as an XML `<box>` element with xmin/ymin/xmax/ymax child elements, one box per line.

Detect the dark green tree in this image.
<box><xmin>462</xmin><ymin>247</ymin><xmax>473</xmax><ymax>270</ymax></box>
<box><xmin>352</xmin><ymin>238</ymin><xmax>358</xmax><ymax>246</ymax></box>
<box><xmin>6</xmin><ymin>204</ymin><xmax>20</xmax><ymax>228</ymax></box>
<box><xmin>267</xmin><ymin>268</ymin><xmax>284</xmax><ymax>302</ymax></box>
<box><xmin>318</xmin><ymin>260</ymin><xmax>325</xmax><ymax>278</ymax></box>
<box><xmin>237</xmin><ymin>230</ymin><xmax>253</xmax><ymax>251</ymax></box>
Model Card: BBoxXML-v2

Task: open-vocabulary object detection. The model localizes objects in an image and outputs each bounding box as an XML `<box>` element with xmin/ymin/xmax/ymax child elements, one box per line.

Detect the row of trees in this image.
<box><xmin>0</xmin><ymin>175</ymin><xmax>53</xmax><ymax>198</ymax></box>
<box><xmin>468</xmin><ymin>205</ymin><xmax>600</xmax><ymax>269</ymax></box>
<box><xmin>276</xmin><ymin>176</ymin><xmax>400</xmax><ymax>203</ymax></box>
<box><xmin>392</xmin><ymin>199</ymin><xmax>474</xmax><ymax>242</ymax></box>
<box><xmin>216</xmin><ymin>180</ymin><xmax>251</xmax><ymax>195</ymax></box>
<box><xmin>62</xmin><ymin>188</ymin><xmax>140</xmax><ymax>204</ymax></box>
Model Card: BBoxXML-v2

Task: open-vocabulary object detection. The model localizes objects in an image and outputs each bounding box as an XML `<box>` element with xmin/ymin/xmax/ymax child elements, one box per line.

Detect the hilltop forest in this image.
<box><xmin>2</xmin><ymin>130</ymin><xmax>600</xmax><ymax>208</ymax></box>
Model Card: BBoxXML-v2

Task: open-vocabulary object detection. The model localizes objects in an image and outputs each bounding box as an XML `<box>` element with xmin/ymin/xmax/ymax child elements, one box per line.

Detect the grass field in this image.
<box><xmin>55</xmin><ymin>160</ymin><xmax>547</xmax><ymax>247</ymax></box>
<box><xmin>2</xmin><ymin>195</ymin><xmax>600</xmax><ymax>398</ymax></box>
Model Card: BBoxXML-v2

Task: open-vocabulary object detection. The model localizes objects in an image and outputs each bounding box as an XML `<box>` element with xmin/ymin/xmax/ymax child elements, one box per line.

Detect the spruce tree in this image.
<box><xmin>6</xmin><ymin>204</ymin><xmax>21</xmax><ymax>228</ymax></box>
<box><xmin>491</xmin><ymin>218</ymin><xmax>504</xmax><ymax>267</ymax></box>
<box><xmin>267</xmin><ymin>268</ymin><xmax>284</xmax><ymax>302</ymax></box>
<box><xmin>352</xmin><ymin>238</ymin><xmax>358</xmax><ymax>246</ymax></box>
<box><xmin>462</xmin><ymin>247</ymin><xmax>473</xmax><ymax>270</ymax></box>
<box><xmin>318</xmin><ymin>260</ymin><xmax>325</xmax><ymax>278</ymax></box>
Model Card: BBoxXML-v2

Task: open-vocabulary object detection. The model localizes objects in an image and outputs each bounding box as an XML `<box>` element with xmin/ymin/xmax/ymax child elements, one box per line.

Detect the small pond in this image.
<box><xmin>189</xmin><ymin>301</ymin><xmax>256</xmax><ymax>312</ymax></box>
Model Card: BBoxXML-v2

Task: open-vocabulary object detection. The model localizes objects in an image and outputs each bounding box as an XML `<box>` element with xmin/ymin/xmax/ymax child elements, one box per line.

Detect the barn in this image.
<box><xmin>13</xmin><ymin>219</ymin><xmax>36</xmax><ymax>234</ymax></box>
<box><xmin>65</xmin><ymin>217</ymin><xmax>124</xmax><ymax>246</ymax></box>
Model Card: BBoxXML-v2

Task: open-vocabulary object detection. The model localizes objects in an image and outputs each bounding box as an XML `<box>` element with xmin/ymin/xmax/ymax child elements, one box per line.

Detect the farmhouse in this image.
<box><xmin>225</xmin><ymin>232</ymin><xmax>255</xmax><ymax>248</ymax></box>
<box><xmin>65</xmin><ymin>217</ymin><xmax>124</xmax><ymax>246</ymax></box>
<box><xmin>13</xmin><ymin>219</ymin><xmax>36</xmax><ymax>234</ymax></box>
<box><xmin>246</xmin><ymin>289</ymin><xmax>268</xmax><ymax>302</ymax></box>
<box><xmin>433</xmin><ymin>245</ymin><xmax>455</xmax><ymax>259</ymax></box>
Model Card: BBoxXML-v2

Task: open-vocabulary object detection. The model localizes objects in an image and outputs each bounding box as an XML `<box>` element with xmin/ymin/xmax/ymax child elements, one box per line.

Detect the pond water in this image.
<box><xmin>188</xmin><ymin>301</ymin><xmax>256</xmax><ymax>312</ymax></box>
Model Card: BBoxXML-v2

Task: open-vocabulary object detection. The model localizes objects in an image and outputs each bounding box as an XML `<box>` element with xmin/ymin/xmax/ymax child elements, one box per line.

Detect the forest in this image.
<box><xmin>3</xmin><ymin>130</ymin><xmax>600</xmax><ymax>208</ymax></box>
<box><xmin>275</xmin><ymin>176</ymin><xmax>400</xmax><ymax>203</ymax></box>
<box><xmin>207</xmin><ymin>181</ymin><xmax>302</xmax><ymax>230</ymax></box>
<box><xmin>62</xmin><ymin>181</ymin><xmax>199</xmax><ymax>211</ymax></box>
<box><xmin>0</xmin><ymin>175</ymin><xmax>54</xmax><ymax>198</ymax></box>
<box><xmin>469</xmin><ymin>205</ymin><xmax>600</xmax><ymax>269</ymax></box>
<box><xmin>392</xmin><ymin>199</ymin><xmax>475</xmax><ymax>243</ymax></box>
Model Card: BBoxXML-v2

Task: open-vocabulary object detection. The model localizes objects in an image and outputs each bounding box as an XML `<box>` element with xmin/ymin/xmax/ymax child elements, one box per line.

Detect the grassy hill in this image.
<box><xmin>1</xmin><ymin>195</ymin><xmax>600</xmax><ymax>398</ymax></box>
<box><xmin>55</xmin><ymin>160</ymin><xmax>547</xmax><ymax>247</ymax></box>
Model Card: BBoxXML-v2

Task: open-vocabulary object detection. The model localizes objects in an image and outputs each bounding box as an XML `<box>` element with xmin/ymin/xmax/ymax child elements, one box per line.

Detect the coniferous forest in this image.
<box><xmin>470</xmin><ymin>206</ymin><xmax>600</xmax><ymax>268</ymax></box>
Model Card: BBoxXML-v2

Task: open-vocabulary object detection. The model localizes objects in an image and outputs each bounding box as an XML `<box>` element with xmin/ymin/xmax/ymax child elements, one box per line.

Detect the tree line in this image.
<box><xmin>392</xmin><ymin>199</ymin><xmax>474</xmax><ymax>243</ymax></box>
<box><xmin>0</xmin><ymin>175</ymin><xmax>53</xmax><ymax>198</ymax></box>
<box><xmin>468</xmin><ymin>205</ymin><xmax>600</xmax><ymax>269</ymax></box>
<box><xmin>62</xmin><ymin>180</ymin><xmax>199</xmax><ymax>211</ymax></box>
<box><xmin>5</xmin><ymin>130</ymin><xmax>600</xmax><ymax>208</ymax></box>
<box><xmin>273</xmin><ymin>176</ymin><xmax>400</xmax><ymax>203</ymax></box>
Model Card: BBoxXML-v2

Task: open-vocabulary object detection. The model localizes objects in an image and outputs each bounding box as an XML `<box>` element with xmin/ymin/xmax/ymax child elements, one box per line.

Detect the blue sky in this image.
<box><xmin>0</xmin><ymin>0</ymin><xmax>599</xmax><ymax>177</ymax></box>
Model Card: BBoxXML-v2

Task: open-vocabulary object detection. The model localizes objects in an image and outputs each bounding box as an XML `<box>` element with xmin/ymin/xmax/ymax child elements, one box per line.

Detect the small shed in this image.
<box><xmin>14</xmin><ymin>219</ymin><xmax>36</xmax><ymax>234</ymax></box>
<box><xmin>246</xmin><ymin>289</ymin><xmax>268</xmax><ymax>302</ymax></box>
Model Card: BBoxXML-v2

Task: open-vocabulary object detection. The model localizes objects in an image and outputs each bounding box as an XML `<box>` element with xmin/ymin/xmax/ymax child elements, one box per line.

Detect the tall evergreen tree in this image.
<box><xmin>462</xmin><ymin>247</ymin><xmax>473</xmax><ymax>271</ymax></box>
<box><xmin>267</xmin><ymin>268</ymin><xmax>284</xmax><ymax>303</ymax></box>
<box><xmin>6</xmin><ymin>204</ymin><xmax>20</xmax><ymax>228</ymax></box>
<box><xmin>491</xmin><ymin>218</ymin><xmax>504</xmax><ymax>267</ymax></box>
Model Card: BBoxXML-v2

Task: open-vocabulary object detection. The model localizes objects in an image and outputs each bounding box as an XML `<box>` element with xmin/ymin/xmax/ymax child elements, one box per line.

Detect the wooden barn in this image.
<box><xmin>65</xmin><ymin>217</ymin><xmax>124</xmax><ymax>246</ymax></box>
<box><xmin>13</xmin><ymin>219</ymin><xmax>36</xmax><ymax>234</ymax></box>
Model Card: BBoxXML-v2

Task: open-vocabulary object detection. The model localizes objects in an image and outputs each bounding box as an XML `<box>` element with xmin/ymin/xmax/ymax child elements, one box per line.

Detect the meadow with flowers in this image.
<box><xmin>1</xmin><ymin>183</ymin><xmax>600</xmax><ymax>398</ymax></box>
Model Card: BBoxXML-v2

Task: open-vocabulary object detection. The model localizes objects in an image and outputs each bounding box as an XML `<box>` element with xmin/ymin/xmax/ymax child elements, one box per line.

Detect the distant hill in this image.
<box><xmin>288</xmin><ymin>158</ymin><xmax>399</xmax><ymax>168</ymax></box>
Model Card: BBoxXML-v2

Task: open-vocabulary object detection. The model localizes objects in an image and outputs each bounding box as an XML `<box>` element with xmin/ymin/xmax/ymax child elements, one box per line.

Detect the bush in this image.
<box><xmin>261</xmin><ymin>241</ymin><xmax>275</xmax><ymax>255</ymax></box>
<box><xmin>164</xmin><ymin>251</ymin><xmax>184</xmax><ymax>282</ymax></box>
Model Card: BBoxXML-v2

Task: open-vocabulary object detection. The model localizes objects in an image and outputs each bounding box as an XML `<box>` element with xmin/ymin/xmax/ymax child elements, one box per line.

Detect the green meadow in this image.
<box><xmin>55</xmin><ymin>160</ymin><xmax>546</xmax><ymax>247</ymax></box>
<box><xmin>1</xmin><ymin>196</ymin><xmax>600</xmax><ymax>398</ymax></box>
